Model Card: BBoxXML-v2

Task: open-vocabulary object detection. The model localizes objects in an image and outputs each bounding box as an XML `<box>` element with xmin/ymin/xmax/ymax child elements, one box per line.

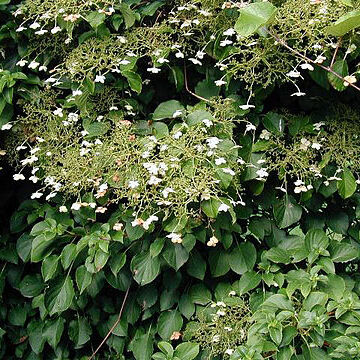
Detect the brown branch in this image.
<box><xmin>267</xmin><ymin>31</ymin><xmax>360</xmax><ymax>93</ymax></box>
<box><xmin>183</xmin><ymin>63</ymin><xmax>211</xmax><ymax>103</ymax></box>
<box><xmin>330</xmin><ymin>37</ymin><xmax>342</xmax><ymax>69</ymax></box>
<box><xmin>88</xmin><ymin>285</ymin><xmax>131</xmax><ymax>360</ymax></box>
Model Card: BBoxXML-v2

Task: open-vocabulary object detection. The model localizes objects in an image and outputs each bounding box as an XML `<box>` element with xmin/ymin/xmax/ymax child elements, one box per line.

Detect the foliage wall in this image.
<box><xmin>0</xmin><ymin>0</ymin><xmax>360</xmax><ymax>359</ymax></box>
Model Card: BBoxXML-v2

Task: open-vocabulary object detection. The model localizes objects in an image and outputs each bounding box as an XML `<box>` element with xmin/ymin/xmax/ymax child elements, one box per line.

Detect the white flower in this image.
<box><xmin>228</xmin><ymin>290</ymin><xmax>236</xmax><ymax>296</ymax></box>
<box><xmin>72</xmin><ymin>89</ymin><xmax>83</xmax><ymax>96</ymax></box>
<box><xmin>173</xmin><ymin>131</ymin><xmax>183</xmax><ymax>139</ymax></box>
<box><xmin>286</xmin><ymin>70</ymin><xmax>301</xmax><ymax>78</ymax></box>
<box><xmin>28</xmin><ymin>61</ymin><xmax>40</xmax><ymax>69</ymax></box>
<box><xmin>291</xmin><ymin>92</ymin><xmax>306</xmax><ymax>97</ymax></box>
<box><xmin>46</xmin><ymin>193</ymin><xmax>57</xmax><ymax>200</ymax></box>
<box><xmin>300</xmin><ymin>138</ymin><xmax>311</xmax><ymax>150</ymax></box>
<box><xmin>294</xmin><ymin>185</ymin><xmax>308</xmax><ymax>193</ymax></box>
<box><xmin>223</xmin><ymin>28</ymin><xmax>235</xmax><ymax>36</ymax></box>
<box><xmin>343</xmin><ymin>75</ymin><xmax>357</xmax><ymax>87</ymax></box>
<box><xmin>166</xmin><ymin>233</ymin><xmax>182</xmax><ymax>244</ymax></box>
<box><xmin>53</xmin><ymin>108</ymin><xmax>63</xmax><ymax>117</ymax></box>
<box><xmin>29</xmin><ymin>22</ymin><xmax>41</xmax><ymax>29</ymax></box>
<box><xmin>29</xmin><ymin>175</ymin><xmax>39</xmax><ymax>183</ymax></box>
<box><xmin>113</xmin><ymin>223</ymin><xmax>123</xmax><ymax>231</ymax></box>
<box><xmin>189</xmin><ymin>58</ymin><xmax>202</xmax><ymax>65</ymax></box>
<box><xmin>39</xmin><ymin>65</ymin><xmax>47</xmax><ymax>71</ymax></box>
<box><xmin>143</xmin><ymin>215</ymin><xmax>159</xmax><ymax>230</ymax></box>
<box><xmin>13</xmin><ymin>173</ymin><xmax>25</xmax><ymax>181</ymax></box>
<box><xmin>196</xmin><ymin>51</ymin><xmax>206</xmax><ymax>59</ymax></box>
<box><xmin>312</xmin><ymin>142</ymin><xmax>321</xmax><ymax>150</ymax></box>
<box><xmin>239</xmin><ymin>104</ymin><xmax>255</xmax><ymax>110</ymax></box>
<box><xmin>16</xmin><ymin>26</ymin><xmax>27</xmax><ymax>32</ymax></box>
<box><xmin>162</xmin><ymin>187</ymin><xmax>174</xmax><ymax>198</ymax></box>
<box><xmin>222</xmin><ymin>168</ymin><xmax>235</xmax><ymax>176</ymax></box>
<box><xmin>314</xmin><ymin>55</ymin><xmax>326</xmax><ymax>64</ymax></box>
<box><xmin>143</xmin><ymin>162</ymin><xmax>158</xmax><ymax>175</ymax></box>
<box><xmin>313</xmin><ymin>122</ymin><xmax>325</xmax><ymax>131</ymax></box>
<box><xmin>94</xmin><ymin>75</ymin><xmax>106</xmax><ymax>83</ymax></box>
<box><xmin>148</xmin><ymin>175</ymin><xmax>162</xmax><ymax>185</ymax></box>
<box><xmin>220</xmin><ymin>39</ymin><xmax>233</xmax><ymax>47</ymax></box>
<box><xmin>119</xmin><ymin>59</ymin><xmax>131</xmax><ymax>65</ymax></box>
<box><xmin>256</xmin><ymin>168</ymin><xmax>269</xmax><ymax>178</ymax></box>
<box><xmin>31</xmin><ymin>192</ymin><xmax>43</xmax><ymax>199</ymax></box>
<box><xmin>157</xmin><ymin>57</ymin><xmax>169</xmax><ymax>64</ymax></box>
<box><xmin>207</xmin><ymin>236</ymin><xmax>219</xmax><ymax>247</ymax></box>
<box><xmin>225</xmin><ymin>349</ymin><xmax>234</xmax><ymax>355</ymax></box>
<box><xmin>215</xmin><ymin>157</ymin><xmax>226</xmax><ymax>165</ymax></box>
<box><xmin>1</xmin><ymin>123</ymin><xmax>12</xmax><ymax>130</ymax></box>
<box><xmin>175</xmin><ymin>52</ymin><xmax>184</xmax><ymax>58</ymax></box>
<box><xmin>300</xmin><ymin>63</ymin><xmax>314</xmax><ymax>71</ymax></box>
<box><xmin>218</xmin><ymin>203</ymin><xmax>230</xmax><ymax>212</ymax></box>
<box><xmin>202</xmin><ymin>119</ymin><xmax>213</xmax><ymax>127</ymax></box>
<box><xmin>260</xmin><ymin>129</ymin><xmax>271</xmax><ymax>140</ymax></box>
<box><xmin>245</xmin><ymin>123</ymin><xmax>256</xmax><ymax>133</ymax></box>
<box><xmin>206</xmin><ymin>137</ymin><xmax>222</xmax><ymax>149</ymax></box>
<box><xmin>217</xmin><ymin>310</ymin><xmax>226</xmax><ymax>316</ymax></box>
<box><xmin>16</xmin><ymin>60</ymin><xmax>28</xmax><ymax>67</ymax></box>
<box><xmin>294</xmin><ymin>179</ymin><xmax>304</xmax><ymax>186</ymax></box>
<box><xmin>212</xmin><ymin>335</ymin><xmax>220</xmax><ymax>343</ymax></box>
<box><xmin>128</xmin><ymin>180</ymin><xmax>139</xmax><ymax>189</ymax></box>
<box><xmin>51</xmin><ymin>26</ymin><xmax>62</xmax><ymax>34</ymax></box>
<box><xmin>147</xmin><ymin>67</ymin><xmax>161</xmax><ymax>74</ymax></box>
<box><xmin>59</xmin><ymin>206</ymin><xmax>68</xmax><ymax>213</ymax></box>
<box><xmin>172</xmin><ymin>110</ymin><xmax>183</xmax><ymax>118</ymax></box>
<box><xmin>215</xmin><ymin>79</ymin><xmax>226</xmax><ymax>86</ymax></box>
<box><xmin>71</xmin><ymin>202</ymin><xmax>81</xmax><ymax>211</ymax></box>
<box><xmin>35</xmin><ymin>29</ymin><xmax>47</xmax><ymax>35</ymax></box>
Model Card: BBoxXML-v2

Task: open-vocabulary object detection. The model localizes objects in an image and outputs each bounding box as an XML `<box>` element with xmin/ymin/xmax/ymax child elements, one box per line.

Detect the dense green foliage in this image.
<box><xmin>0</xmin><ymin>0</ymin><xmax>360</xmax><ymax>359</ymax></box>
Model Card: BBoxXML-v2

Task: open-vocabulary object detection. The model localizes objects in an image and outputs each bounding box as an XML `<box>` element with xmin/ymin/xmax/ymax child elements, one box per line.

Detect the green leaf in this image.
<box><xmin>157</xmin><ymin>310</ymin><xmax>183</xmax><ymax>340</ymax></box>
<box><xmin>269</xmin><ymin>326</ymin><xmax>282</xmax><ymax>345</ymax></box>
<box><xmin>337</xmin><ymin>168</ymin><xmax>357</xmax><ymax>198</ymax></box>
<box><xmin>75</xmin><ymin>265</ymin><xmax>92</xmax><ymax>294</ymax></box>
<box><xmin>60</xmin><ymin>243</ymin><xmax>76</xmax><ymax>270</ymax></box>
<box><xmin>189</xmin><ymin>284</ymin><xmax>212</xmax><ymax>305</ymax></box>
<box><xmin>16</xmin><ymin>233</ymin><xmax>32</xmax><ymax>262</ymax></box>
<box><xmin>19</xmin><ymin>274</ymin><xmax>44</xmax><ymax>298</ymax></box>
<box><xmin>131</xmin><ymin>251</ymin><xmax>161</xmax><ymax>285</ymax></box>
<box><xmin>186</xmin><ymin>110</ymin><xmax>214</xmax><ymax>127</ymax></box>
<box><xmin>122</xmin><ymin>70</ymin><xmax>142</xmax><ymax>94</ymax></box>
<box><xmin>43</xmin><ymin>318</ymin><xmax>65</xmax><ymax>349</ymax></box>
<box><xmin>162</xmin><ymin>243</ymin><xmax>189</xmax><ymax>271</ymax></box>
<box><xmin>235</xmin><ymin>2</ymin><xmax>277</xmax><ymax>37</ymax></box>
<box><xmin>68</xmin><ymin>317</ymin><xmax>92</xmax><ymax>347</ymax></box>
<box><xmin>328</xmin><ymin>60</ymin><xmax>349</xmax><ymax>91</ymax></box>
<box><xmin>195</xmin><ymin>78</ymin><xmax>220</xmax><ymax>100</ymax></box>
<box><xmin>273</xmin><ymin>196</ymin><xmax>302</xmax><ymax>229</ymax></box>
<box><xmin>236</xmin><ymin>271</ymin><xmax>261</xmax><ymax>295</ymax></box>
<box><xmin>133</xmin><ymin>332</ymin><xmax>153</xmax><ymax>360</ymax></box>
<box><xmin>169</xmin><ymin>66</ymin><xmax>184</xmax><ymax>92</ymax></box>
<box><xmin>119</xmin><ymin>3</ymin><xmax>136</xmax><ymax>29</ymax></box>
<box><xmin>209</xmin><ymin>250</ymin><xmax>230</xmax><ymax>277</ymax></box>
<box><xmin>186</xmin><ymin>250</ymin><xmax>206</xmax><ymax>280</ymax></box>
<box><xmin>319</xmin><ymin>274</ymin><xmax>345</xmax><ymax>301</ymax></box>
<box><xmin>325</xmin><ymin>10</ymin><xmax>360</xmax><ymax>36</ymax></box>
<box><xmin>179</xmin><ymin>294</ymin><xmax>195</xmax><ymax>319</ymax></box>
<box><xmin>262</xmin><ymin>294</ymin><xmax>294</xmax><ymax>311</ymax></box>
<box><xmin>305</xmin><ymin>229</ymin><xmax>329</xmax><ymax>263</ymax></box>
<box><xmin>229</xmin><ymin>242</ymin><xmax>257</xmax><ymax>274</ymax></box>
<box><xmin>41</xmin><ymin>255</ymin><xmax>59</xmax><ymax>282</ymax></box>
<box><xmin>266</xmin><ymin>247</ymin><xmax>291</xmax><ymax>264</ymax></box>
<box><xmin>331</xmin><ymin>243</ymin><xmax>359</xmax><ymax>262</ymax></box>
<box><xmin>158</xmin><ymin>342</ymin><xmax>174</xmax><ymax>356</ymax></box>
<box><xmin>86</xmin><ymin>11</ymin><xmax>105</xmax><ymax>28</ymax></box>
<box><xmin>201</xmin><ymin>198</ymin><xmax>222</xmax><ymax>218</ymax></box>
<box><xmin>45</xmin><ymin>276</ymin><xmax>75</xmax><ymax>315</ymax></box>
<box><xmin>262</xmin><ymin>112</ymin><xmax>284</xmax><ymax>134</ymax></box>
<box><xmin>174</xmin><ymin>342</ymin><xmax>199</xmax><ymax>360</ymax></box>
<box><xmin>153</xmin><ymin>100</ymin><xmax>185</xmax><ymax>121</ymax></box>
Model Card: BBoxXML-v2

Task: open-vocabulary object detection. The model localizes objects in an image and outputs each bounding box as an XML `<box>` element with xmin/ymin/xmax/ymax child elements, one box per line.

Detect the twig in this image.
<box><xmin>88</xmin><ymin>285</ymin><xmax>131</xmax><ymax>360</ymax></box>
<box><xmin>330</xmin><ymin>37</ymin><xmax>342</xmax><ymax>69</ymax></box>
<box><xmin>267</xmin><ymin>31</ymin><xmax>360</xmax><ymax>92</ymax></box>
<box><xmin>183</xmin><ymin>64</ymin><xmax>211</xmax><ymax>102</ymax></box>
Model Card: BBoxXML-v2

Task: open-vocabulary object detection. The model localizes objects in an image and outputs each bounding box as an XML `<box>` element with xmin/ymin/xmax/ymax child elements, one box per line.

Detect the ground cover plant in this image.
<box><xmin>0</xmin><ymin>0</ymin><xmax>360</xmax><ymax>359</ymax></box>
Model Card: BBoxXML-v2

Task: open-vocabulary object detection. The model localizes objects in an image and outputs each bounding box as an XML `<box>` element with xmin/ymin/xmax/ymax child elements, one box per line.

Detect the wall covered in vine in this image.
<box><xmin>0</xmin><ymin>0</ymin><xmax>360</xmax><ymax>359</ymax></box>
